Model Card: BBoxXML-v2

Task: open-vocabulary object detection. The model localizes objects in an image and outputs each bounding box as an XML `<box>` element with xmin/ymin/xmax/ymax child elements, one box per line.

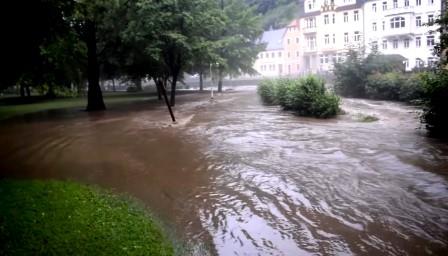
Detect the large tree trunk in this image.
<box><xmin>86</xmin><ymin>20</ymin><xmax>105</xmax><ymax>111</ymax></box>
<box><xmin>170</xmin><ymin>73</ymin><xmax>178</xmax><ymax>107</ymax></box>
<box><xmin>154</xmin><ymin>78</ymin><xmax>162</xmax><ymax>100</ymax></box>
<box><xmin>112</xmin><ymin>78</ymin><xmax>116</xmax><ymax>92</ymax></box>
<box><xmin>134</xmin><ymin>78</ymin><xmax>142</xmax><ymax>91</ymax></box>
<box><xmin>217</xmin><ymin>69</ymin><xmax>223</xmax><ymax>92</ymax></box>
<box><xmin>25</xmin><ymin>85</ymin><xmax>31</xmax><ymax>97</ymax></box>
<box><xmin>199</xmin><ymin>71</ymin><xmax>203</xmax><ymax>91</ymax></box>
<box><xmin>19</xmin><ymin>84</ymin><xmax>25</xmax><ymax>97</ymax></box>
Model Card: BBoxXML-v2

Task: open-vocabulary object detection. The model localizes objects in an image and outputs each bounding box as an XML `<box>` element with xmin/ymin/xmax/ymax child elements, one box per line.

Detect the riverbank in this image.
<box><xmin>0</xmin><ymin>179</ymin><xmax>173</xmax><ymax>256</ymax></box>
<box><xmin>0</xmin><ymin>90</ymin><xmax>206</xmax><ymax>121</ymax></box>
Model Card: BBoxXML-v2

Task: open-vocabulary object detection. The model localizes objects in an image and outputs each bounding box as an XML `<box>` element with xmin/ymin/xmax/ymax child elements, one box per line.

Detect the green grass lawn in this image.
<box><xmin>0</xmin><ymin>179</ymin><xmax>173</xmax><ymax>256</ymax></box>
<box><xmin>0</xmin><ymin>92</ymin><xmax>157</xmax><ymax>120</ymax></box>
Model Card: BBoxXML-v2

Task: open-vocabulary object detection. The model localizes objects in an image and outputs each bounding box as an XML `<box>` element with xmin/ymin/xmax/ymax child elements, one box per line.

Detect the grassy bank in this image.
<box><xmin>0</xmin><ymin>92</ymin><xmax>159</xmax><ymax>120</ymax></box>
<box><xmin>0</xmin><ymin>179</ymin><xmax>173</xmax><ymax>256</ymax></box>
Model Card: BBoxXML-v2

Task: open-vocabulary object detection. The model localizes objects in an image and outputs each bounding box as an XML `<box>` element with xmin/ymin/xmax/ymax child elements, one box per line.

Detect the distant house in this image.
<box><xmin>253</xmin><ymin>28</ymin><xmax>286</xmax><ymax>77</ymax></box>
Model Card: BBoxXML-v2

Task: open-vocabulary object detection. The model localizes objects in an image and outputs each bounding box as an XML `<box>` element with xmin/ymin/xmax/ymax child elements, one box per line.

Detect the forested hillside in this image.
<box><xmin>246</xmin><ymin>0</ymin><xmax>299</xmax><ymax>29</ymax></box>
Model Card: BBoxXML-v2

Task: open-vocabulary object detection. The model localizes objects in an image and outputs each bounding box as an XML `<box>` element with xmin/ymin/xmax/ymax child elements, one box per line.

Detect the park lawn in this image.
<box><xmin>0</xmin><ymin>179</ymin><xmax>173</xmax><ymax>256</ymax></box>
<box><xmin>0</xmin><ymin>92</ymin><xmax>156</xmax><ymax>120</ymax></box>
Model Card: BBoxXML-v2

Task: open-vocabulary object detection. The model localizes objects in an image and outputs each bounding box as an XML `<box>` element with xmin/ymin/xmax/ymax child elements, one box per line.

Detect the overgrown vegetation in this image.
<box><xmin>258</xmin><ymin>76</ymin><xmax>340</xmax><ymax>118</ymax></box>
<box><xmin>0</xmin><ymin>179</ymin><xmax>173</xmax><ymax>256</ymax></box>
<box><xmin>332</xmin><ymin>50</ymin><xmax>423</xmax><ymax>101</ymax></box>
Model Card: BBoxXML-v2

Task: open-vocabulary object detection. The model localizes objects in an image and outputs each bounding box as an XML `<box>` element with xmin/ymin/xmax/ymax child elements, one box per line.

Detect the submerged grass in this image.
<box><xmin>0</xmin><ymin>179</ymin><xmax>173</xmax><ymax>256</ymax></box>
<box><xmin>356</xmin><ymin>114</ymin><xmax>379</xmax><ymax>122</ymax></box>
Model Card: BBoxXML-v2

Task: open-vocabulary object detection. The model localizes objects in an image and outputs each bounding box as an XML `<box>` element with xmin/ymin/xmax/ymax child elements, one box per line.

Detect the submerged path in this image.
<box><xmin>0</xmin><ymin>88</ymin><xmax>447</xmax><ymax>255</ymax></box>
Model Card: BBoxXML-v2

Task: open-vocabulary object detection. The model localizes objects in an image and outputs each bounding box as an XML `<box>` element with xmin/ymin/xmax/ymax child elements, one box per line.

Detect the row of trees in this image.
<box><xmin>1</xmin><ymin>0</ymin><xmax>264</xmax><ymax>110</ymax></box>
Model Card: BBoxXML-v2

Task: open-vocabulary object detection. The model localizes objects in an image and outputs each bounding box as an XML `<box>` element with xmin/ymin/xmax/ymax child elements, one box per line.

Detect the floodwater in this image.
<box><xmin>1</xmin><ymin>88</ymin><xmax>447</xmax><ymax>255</ymax></box>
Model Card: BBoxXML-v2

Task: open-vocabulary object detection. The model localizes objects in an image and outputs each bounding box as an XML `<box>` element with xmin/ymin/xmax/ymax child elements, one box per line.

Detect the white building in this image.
<box><xmin>298</xmin><ymin>0</ymin><xmax>365</xmax><ymax>73</ymax></box>
<box><xmin>253</xmin><ymin>28</ymin><xmax>287</xmax><ymax>77</ymax></box>
<box><xmin>363</xmin><ymin>0</ymin><xmax>441</xmax><ymax>70</ymax></box>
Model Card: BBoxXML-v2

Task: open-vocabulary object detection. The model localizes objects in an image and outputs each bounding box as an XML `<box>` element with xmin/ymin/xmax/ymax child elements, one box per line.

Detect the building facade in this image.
<box><xmin>363</xmin><ymin>0</ymin><xmax>441</xmax><ymax>70</ymax></box>
<box><xmin>253</xmin><ymin>28</ymin><xmax>286</xmax><ymax>77</ymax></box>
<box><xmin>298</xmin><ymin>0</ymin><xmax>365</xmax><ymax>73</ymax></box>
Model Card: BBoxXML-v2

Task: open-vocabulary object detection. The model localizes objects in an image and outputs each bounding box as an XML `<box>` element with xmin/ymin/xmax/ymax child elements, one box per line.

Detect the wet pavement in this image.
<box><xmin>0</xmin><ymin>88</ymin><xmax>447</xmax><ymax>255</ymax></box>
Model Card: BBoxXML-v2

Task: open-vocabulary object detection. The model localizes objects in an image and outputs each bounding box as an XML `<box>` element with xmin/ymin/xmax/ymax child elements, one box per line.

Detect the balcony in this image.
<box><xmin>302</xmin><ymin>26</ymin><xmax>317</xmax><ymax>34</ymax></box>
<box><xmin>383</xmin><ymin>26</ymin><xmax>414</xmax><ymax>38</ymax></box>
<box><xmin>302</xmin><ymin>45</ymin><xmax>318</xmax><ymax>53</ymax></box>
<box><xmin>383</xmin><ymin>6</ymin><xmax>415</xmax><ymax>17</ymax></box>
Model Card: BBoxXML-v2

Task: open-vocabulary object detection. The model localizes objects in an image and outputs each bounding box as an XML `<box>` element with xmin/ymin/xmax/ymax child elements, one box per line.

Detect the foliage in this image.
<box><xmin>245</xmin><ymin>0</ymin><xmax>298</xmax><ymax>29</ymax></box>
<box><xmin>333</xmin><ymin>50</ymin><xmax>366</xmax><ymax>98</ymax></box>
<box><xmin>257</xmin><ymin>79</ymin><xmax>277</xmax><ymax>104</ymax></box>
<box><xmin>365</xmin><ymin>72</ymin><xmax>403</xmax><ymax>100</ymax></box>
<box><xmin>257</xmin><ymin>76</ymin><xmax>340</xmax><ymax>118</ymax></box>
<box><xmin>0</xmin><ymin>179</ymin><xmax>173</xmax><ymax>256</ymax></box>
<box><xmin>419</xmin><ymin>70</ymin><xmax>448</xmax><ymax>136</ymax></box>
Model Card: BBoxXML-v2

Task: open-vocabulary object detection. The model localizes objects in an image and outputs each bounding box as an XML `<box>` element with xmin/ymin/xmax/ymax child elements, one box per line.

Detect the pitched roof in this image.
<box><xmin>287</xmin><ymin>19</ymin><xmax>299</xmax><ymax>28</ymax></box>
<box><xmin>260</xmin><ymin>28</ymin><xmax>286</xmax><ymax>51</ymax></box>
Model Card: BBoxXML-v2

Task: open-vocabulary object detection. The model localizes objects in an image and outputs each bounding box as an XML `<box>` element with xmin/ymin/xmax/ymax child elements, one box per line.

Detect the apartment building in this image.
<box><xmin>253</xmin><ymin>28</ymin><xmax>286</xmax><ymax>77</ymax></box>
<box><xmin>363</xmin><ymin>0</ymin><xmax>441</xmax><ymax>70</ymax></box>
<box><xmin>283</xmin><ymin>20</ymin><xmax>302</xmax><ymax>75</ymax></box>
<box><xmin>298</xmin><ymin>0</ymin><xmax>365</xmax><ymax>73</ymax></box>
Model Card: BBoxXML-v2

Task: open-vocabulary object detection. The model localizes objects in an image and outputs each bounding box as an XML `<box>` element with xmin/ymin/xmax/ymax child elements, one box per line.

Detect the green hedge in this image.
<box><xmin>365</xmin><ymin>72</ymin><xmax>424</xmax><ymax>101</ymax></box>
<box><xmin>257</xmin><ymin>75</ymin><xmax>340</xmax><ymax>118</ymax></box>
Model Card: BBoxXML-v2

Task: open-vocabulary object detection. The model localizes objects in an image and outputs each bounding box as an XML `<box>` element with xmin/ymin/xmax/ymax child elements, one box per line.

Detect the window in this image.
<box><xmin>429</xmin><ymin>0</ymin><xmax>434</xmax><ymax>5</ymax></box>
<box><xmin>344</xmin><ymin>12</ymin><xmax>348</xmax><ymax>22</ymax></box>
<box><xmin>405</xmin><ymin>0</ymin><xmax>409</xmax><ymax>6</ymax></box>
<box><xmin>416</xmin><ymin>0</ymin><xmax>421</xmax><ymax>6</ymax></box>
<box><xmin>373</xmin><ymin>22</ymin><xmax>377</xmax><ymax>31</ymax></box>
<box><xmin>372</xmin><ymin>3</ymin><xmax>377</xmax><ymax>12</ymax></box>
<box><xmin>278</xmin><ymin>52</ymin><xmax>282</xmax><ymax>57</ymax></box>
<box><xmin>324</xmin><ymin>15</ymin><xmax>329</xmax><ymax>25</ymax></box>
<box><xmin>382</xmin><ymin>40</ymin><xmax>388</xmax><ymax>49</ymax></box>
<box><xmin>416</xmin><ymin>16</ymin><xmax>421</xmax><ymax>27</ymax></box>
<box><xmin>393</xmin><ymin>0</ymin><xmax>398</xmax><ymax>8</ymax></box>
<box><xmin>416</xmin><ymin>37</ymin><xmax>421</xmax><ymax>47</ymax></box>
<box><xmin>324</xmin><ymin>34</ymin><xmax>330</xmax><ymax>45</ymax></box>
<box><xmin>296</xmin><ymin>51</ymin><xmax>300</xmax><ymax>57</ymax></box>
<box><xmin>390</xmin><ymin>17</ymin><xmax>405</xmax><ymax>28</ymax></box>
<box><xmin>393</xmin><ymin>40</ymin><xmax>398</xmax><ymax>48</ymax></box>
<box><xmin>287</xmin><ymin>39</ymin><xmax>290</xmax><ymax>44</ymax></box>
<box><xmin>382</xmin><ymin>2</ymin><xmax>387</xmax><ymax>10</ymax></box>
<box><xmin>416</xmin><ymin>59</ymin><xmax>422</xmax><ymax>67</ymax></box>
<box><xmin>428</xmin><ymin>15</ymin><xmax>434</xmax><ymax>24</ymax></box>
<box><xmin>354</xmin><ymin>11</ymin><xmax>359</xmax><ymax>21</ymax></box>
<box><xmin>320</xmin><ymin>55</ymin><xmax>324</xmax><ymax>64</ymax></box>
<box><xmin>404</xmin><ymin>39</ymin><xmax>409</xmax><ymax>48</ymax></box>
<box><xmin>354</xmin><ymin>31</ymin><xmax>361</xmax><ymax>42</ymax></box>
<box><xmin>260</xmin><ymin>53</ymin><xmax>263</xmax><ymax>58</ymax></box>
<box><xmin>332</xmin><ymin>14</ymin><xmax>335</xmax><ymax>24</ymax></box>
<box><xmin>288</xmin><ymin>52</ymin><xmax>290</xmax><ymax>58</ymax></box>
<box><xmin>271</xmin><ymin>52</ymin><xmax>274</xmax><ymax>58</ymax></box>
<box><xmin>428</xmin><ymin>57</ymin><xmax>436</xmax><ymax>67</ymax></box>
<box><xmin>427</xmin><ymin>35</ymin><xmax>435</xmax><ymax>46</ymax></box>
<box><xmin>382</xmin><ymin>21</ymin><xmax>385</xmax><ymax>30</ymax></box>
<box><xmin>344</xmin><ymin>32</ymin><xmax>349</xmax><ymax>43</ymax></box>
<box><xmin>404</xmin><ymin>59</ymin><xmax>409</xmax><ymax>68</ymax></box>
<box><xmin>372</xmin><ymin>41</ymin><xmax>378</xmax><ymax>51</ymax></box>
<box><xmin>296</xmin><ymin>37</ymin><xmax>299</xmax><ymax>43</ymax></box>
<box><xmin>332</xmin><ymin>34</ymin><xmax>336</xmax><ymax>44</ymax></box>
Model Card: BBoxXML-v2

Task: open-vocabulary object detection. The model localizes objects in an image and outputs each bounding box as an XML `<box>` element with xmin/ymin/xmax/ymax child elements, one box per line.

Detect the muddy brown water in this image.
<box><xmin>1</xmin><ymin>88</ymin><xmax>448</xmax><ymax>255</ymax></box>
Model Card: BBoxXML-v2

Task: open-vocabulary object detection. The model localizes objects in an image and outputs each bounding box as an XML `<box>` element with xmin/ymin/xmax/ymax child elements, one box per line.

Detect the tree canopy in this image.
<box><xmin>1</xmin><ymin>0</ymin><xmax>263</xmax><ymax>109</ymax></box>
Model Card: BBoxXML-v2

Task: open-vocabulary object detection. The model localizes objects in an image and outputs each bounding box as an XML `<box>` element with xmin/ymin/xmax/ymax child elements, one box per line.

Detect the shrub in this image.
<box><xmin>257</xmin><ymin>79</ymin><xmax>277</xmax><ymax>104</ymax></box>
<box><xmin>257</xmin><ymin>75</ymin><xmax>340</xmax><ymax>118</ymax></box>
<box><xmin>398</xmin><ymin>73</ymin><xmax>425</xmax><ymax>102</ymax></box>
<box><xmin>365</xmin><ymin>72</ymin><xmax>404</xmax><ymax>100</ymax></box>
<box><xmin>420</xmin><ymin>70</ymin><xmax>448</xmax><ymax>137</ymax></box>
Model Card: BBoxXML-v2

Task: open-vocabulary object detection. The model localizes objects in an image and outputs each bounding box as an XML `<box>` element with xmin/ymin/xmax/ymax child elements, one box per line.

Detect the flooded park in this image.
<box><xmin>1</xmin><ymin>87</ymin><xmax>447</xmax><ymax>255</ymax></box>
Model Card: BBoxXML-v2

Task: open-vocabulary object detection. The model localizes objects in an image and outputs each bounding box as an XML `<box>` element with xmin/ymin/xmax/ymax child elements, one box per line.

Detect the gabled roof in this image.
<box><xmin>260</xmin><ymin>28</ymin><xmax>286</xmax><ymax>51</ymax></box>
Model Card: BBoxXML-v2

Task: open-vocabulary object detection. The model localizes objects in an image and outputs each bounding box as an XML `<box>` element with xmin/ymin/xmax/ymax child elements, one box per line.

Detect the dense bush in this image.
<box><xmin>257</xmin><ymin>79</ymin><xmax>277</xmax><ymax>104</ymax></box>
<box><xmin>420</xmin><ymin>70</ymin><xmax>448</xmax><ymax>136</ymax></box>
<box><xmin>333</xmin><ymin>50</ymin><xmax>426</xmax><ymax>102</ymax></box>
<box><xmin>365</xmin><ymin>72</ymin><xmax>403</xmax><ymax>100</ymax></box>
<box><xmin>257</xmin><ymin>76</ymin><xmax>340</xmax><ymax>118</ymax></box>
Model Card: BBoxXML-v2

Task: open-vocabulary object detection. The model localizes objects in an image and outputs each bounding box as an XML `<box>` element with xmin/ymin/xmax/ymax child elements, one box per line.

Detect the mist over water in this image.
<box><xmin>1</xmin><ymin>89</ymin><xmax>447</xmax><ymax>255</ymax></box>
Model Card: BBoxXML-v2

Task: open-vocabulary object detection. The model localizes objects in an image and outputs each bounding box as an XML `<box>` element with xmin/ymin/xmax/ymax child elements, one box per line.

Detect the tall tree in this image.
<box><xmin>216</xmin><ymin>0</ymin><xmax>264</xmax><ymax>92</ymax></box>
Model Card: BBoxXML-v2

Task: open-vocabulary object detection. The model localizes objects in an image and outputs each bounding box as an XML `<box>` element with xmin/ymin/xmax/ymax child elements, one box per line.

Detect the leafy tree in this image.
<box><xmin>216</xmin><ymin>0</ymin><xmax>264</xmax><ymax>92</ymax></box>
